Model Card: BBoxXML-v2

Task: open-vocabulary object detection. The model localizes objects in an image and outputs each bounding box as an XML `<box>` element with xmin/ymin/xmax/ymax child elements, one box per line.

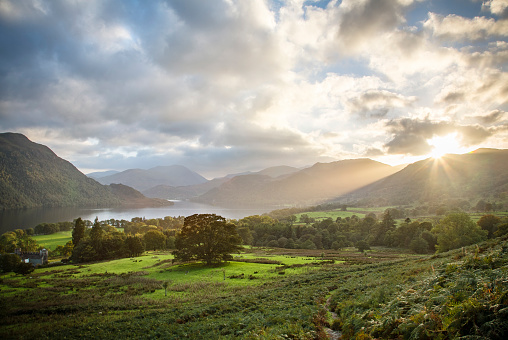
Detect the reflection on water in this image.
<box><xmin>0</xmin><ymin>201</ymin><xmax>274</xmax><ymax>234</ymax></box>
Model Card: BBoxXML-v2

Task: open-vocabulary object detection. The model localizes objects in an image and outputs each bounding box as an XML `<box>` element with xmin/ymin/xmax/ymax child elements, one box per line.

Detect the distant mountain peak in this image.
<box><xmin>96</xmin><ymin>164</ymin><xmax>208</xmax><ymax>191</ymax></box>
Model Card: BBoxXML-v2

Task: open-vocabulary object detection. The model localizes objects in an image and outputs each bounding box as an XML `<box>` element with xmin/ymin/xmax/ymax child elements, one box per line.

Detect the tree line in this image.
<box><xmin>235</xmin><ymin>211</ymin><xmax>508</xmax><ymax>254</ymax></box>
<box><xmin>2</xmin><ymin>210</ymin><xmax>507</xmax><ymax>270</ymax></box>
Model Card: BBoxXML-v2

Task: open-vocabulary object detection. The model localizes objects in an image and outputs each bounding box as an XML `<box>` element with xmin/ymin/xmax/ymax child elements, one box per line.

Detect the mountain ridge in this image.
<box><xmin>0</xmin><ymin>133</ymin><xmax>172</xmax><ymax>210</ymax></box>
<box><xmin>331</xmin><ymin>149</ymin><xmax>508</xmax><ymax>206</ymax></box>
<box><xmin>96</xmin><ymin>165</ymin><xmax>208</xmax><ymax>191</ymax></box>
<box><xmin>192</xmin><ymin>158</ymin><xmax>399</xmax><ymax>207</ymax></box>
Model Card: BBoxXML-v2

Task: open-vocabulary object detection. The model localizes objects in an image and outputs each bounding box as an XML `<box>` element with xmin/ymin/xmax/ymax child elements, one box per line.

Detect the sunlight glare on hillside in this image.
<box><xmin>427</xmin><ymin>133</ymin><xmax>465</xmax><ymax>159</ymax></box>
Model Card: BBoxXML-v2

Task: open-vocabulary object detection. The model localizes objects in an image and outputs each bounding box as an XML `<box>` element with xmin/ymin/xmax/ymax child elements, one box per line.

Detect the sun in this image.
<box><xmin>427</xmin><ymin>133</ymin><xmax>464</xmax><ymax>159</ymax></box>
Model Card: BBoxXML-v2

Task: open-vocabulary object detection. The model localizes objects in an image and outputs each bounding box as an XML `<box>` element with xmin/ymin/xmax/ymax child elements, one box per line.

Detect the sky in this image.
<box><xmin>0</xmin><ymin>0</ymin><xmax>507</xmax><ymax>179</ymax></box>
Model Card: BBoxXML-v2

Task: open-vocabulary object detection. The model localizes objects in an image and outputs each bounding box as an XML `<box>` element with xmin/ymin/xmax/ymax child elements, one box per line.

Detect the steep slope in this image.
<box><xmin>194</xmin><ymin>159</ymin><xmax>399</xmax><ymax>207</ymax></box>
<box><xmin>97</xmin><ymin>165</ymin><xmax>208</xmax><ymax>191</ymax></box>
<box><xmin>0</xmin><ymin>133</ymin><xmax>172</xmax><ymax>210</ymax></box>
<box><xmin>0</xmin><ymin>133</ymin><xmax>121</xmax><ymax>209</ymax></box>
<box><xmin>335</xmin><ymin>149</ymin><xmax>508</xmax><ymax>205</ymax></box>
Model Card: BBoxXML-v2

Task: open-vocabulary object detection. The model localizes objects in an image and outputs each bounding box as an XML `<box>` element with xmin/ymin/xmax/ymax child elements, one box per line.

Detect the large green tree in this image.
<box><xmin>477</xmin><ymin>214</ymin><xmax>501</xmax><ymax>238</ymax></box>
<box><xmin>72</xmin><ymin>217</ymin><xmax>86</xmax><ymax>247</ymax></box>
<box><xmin>173</xmin><ymin>214</ymin><xmax>242</xmax><ymax>265</ymax></box>
<box><xmin>432</xmin><ymin>212</ymin><xmax>488</xmax><ymax>252</ymax></box>
<box><xmin>143</xmin><ymin>230</ymin><xmax>166</xmax><ymax>251</ymax></box>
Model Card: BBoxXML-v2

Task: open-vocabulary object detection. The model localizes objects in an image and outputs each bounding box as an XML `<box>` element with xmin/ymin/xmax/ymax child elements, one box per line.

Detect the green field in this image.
<box><xmin>33</xmin><ymin>231</ymin><xmax>72</xmax><ymax>250</ymax></box>
<box><xmin>2</xmin><ymin>237</ymin><xmax>507</xmax><ymax>339</ymax></box>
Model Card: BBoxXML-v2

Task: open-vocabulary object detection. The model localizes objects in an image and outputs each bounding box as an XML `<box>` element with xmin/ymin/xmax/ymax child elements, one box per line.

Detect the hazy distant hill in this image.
<box><xmin>87</xmin><ymin>170</ymin><xmax>120</xmax><ymax>179</ymax></box>
<box><xmin>0</xmin><ymin>133</ymin><xmax>172</xmax><ymax>210</ymax></box>
<box><xmin>96</xmin><ymin>165</ymin><xmax>208</xmax><ymax>191</ymax></box>
<box><xmin>142</xmin><ymin>165</ymin><xmax>300</xmax><ymax>200</ymax></box>
<box><xmin>257</xmin><ymin>165</ymin><xmax>300</xmax><ymax>178</ymax></box>
<box><xmin>108</xmin><ymin>183</ymin><xmax>173</xmax><ymax>207</ymax></box>
<box><xmin>334</xmin><ymin>149</ymin><xmax>508</xmax><ymax>206</ymax></box>
<box><xmin>193</xmin><ymin>159</ymin><xmax>399</xmax><ymax>207</ymax></box>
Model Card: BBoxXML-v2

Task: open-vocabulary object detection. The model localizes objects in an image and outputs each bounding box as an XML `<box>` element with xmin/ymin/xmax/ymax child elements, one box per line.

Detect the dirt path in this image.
<box><xmin>324</xmin><ymin>296</ymin><xmax>341</xmax><ymax>340</ymax></box>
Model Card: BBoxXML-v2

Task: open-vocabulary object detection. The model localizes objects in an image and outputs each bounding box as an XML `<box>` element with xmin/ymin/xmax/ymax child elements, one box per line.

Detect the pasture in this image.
<box><xmin>32</xmin><ymin>231</ymin><xmax>72</xmax><ymax>250</ymax></box>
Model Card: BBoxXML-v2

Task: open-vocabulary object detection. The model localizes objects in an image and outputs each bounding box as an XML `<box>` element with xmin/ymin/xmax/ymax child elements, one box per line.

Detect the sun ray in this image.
<box><xmin>427</xmin><ymin>132</ymin><xmax>467</xmax><ymax>159</ymax></box>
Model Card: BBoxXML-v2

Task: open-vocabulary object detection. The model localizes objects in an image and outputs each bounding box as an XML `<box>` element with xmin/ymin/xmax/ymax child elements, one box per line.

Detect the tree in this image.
<box><xmin>432</xmin><ymin>212</ymin><xmax>488</xmax><ymax>253</ymax></box>
<box><xmin>173</xmin><ymin>214</ymin><xmax>243</xmax><ymax>265</ymax></box>
<box><xmin>355</xmin><ymin>240</ymin><xmax>370</xmax><ymax>252</ymax></box>
<box><xmin>409</xmin><ymin>236</ymin><xmax>430</xmax><ymax>254</ymax></box>
<box><xmin>90</xmin><ymin>217</ymin><xmax>103</xmax><ymax>254</ymax></box>
<box><xmin>72</xmin><ymin>218</ymin><xmax>86</xmax><ymax>247</ymax></box>
<box><xmin>143</xmin><ymin>230</ymin><xmax>166</xmax><ymax>251</ymax></box>
<box><xmin>0</xmin><ymin>253</ymin><xmax>21</xmax><ymax>273</ymax></box>
<box><xmin>477</xmin><ymin>214</ymin><xmax>501</xmax><ymax>238</ymax></box>
<box><xmin>125</xmin><ymin>236</ymin><xmax>144</xmax><ymax>257</ymax></box>
<box><xmin>14</xmin><ymin>262</ymin><xmax>35</xmax><ymax>275</ymax></box>
<box><xmin>372</xmin><ymin>210</ymin><xmax>396</xmax><ymax>245</ymax></box>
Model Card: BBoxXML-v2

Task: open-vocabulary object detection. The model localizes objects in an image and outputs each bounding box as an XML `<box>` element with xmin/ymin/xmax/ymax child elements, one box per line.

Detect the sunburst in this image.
<box><xmin>427</xmin><ymin>133</ymin><xmax>465</xmax><ymax>159</ymax></box>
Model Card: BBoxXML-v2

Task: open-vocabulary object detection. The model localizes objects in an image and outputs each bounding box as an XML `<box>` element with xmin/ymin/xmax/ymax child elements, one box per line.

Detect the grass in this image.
<box><xmin>0</xmin><ymin>245</ymin><xmax>412</xmax><ymax>339</ymax></box>
<box><xmin>32</xmin><ymin>231</ymin><xmax>72</xmax><ymax>250</ymax></box>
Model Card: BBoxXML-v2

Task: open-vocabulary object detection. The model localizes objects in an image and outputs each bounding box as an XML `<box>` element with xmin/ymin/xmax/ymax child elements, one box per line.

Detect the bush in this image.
<box><xmin>14</xmin><ymin>262</ymin><xmax>35</xmax><ymax>275</ymax></box>
<box><xmin>355</xmin><ymin>240</ymin><xmax>370</xmax><ymax>252</ymax></box>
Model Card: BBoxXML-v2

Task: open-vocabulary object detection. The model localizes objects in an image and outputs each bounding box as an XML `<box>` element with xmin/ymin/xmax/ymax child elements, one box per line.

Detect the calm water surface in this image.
<box><xmin>0</xmin><ymin>201</ymin><xmax>274</xmax><ymax>234</ymax></box>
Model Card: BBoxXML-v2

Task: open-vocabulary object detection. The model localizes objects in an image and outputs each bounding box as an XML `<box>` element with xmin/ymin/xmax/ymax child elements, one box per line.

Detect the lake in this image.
<box><xmin>0</xmin><ymin>201</ymin><xmax>275</xmax><ymax>234</ymax></box>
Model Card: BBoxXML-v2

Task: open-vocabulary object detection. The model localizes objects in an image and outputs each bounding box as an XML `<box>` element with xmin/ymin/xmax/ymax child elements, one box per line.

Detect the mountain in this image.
<box><xmin>108</xmin><ymin>183</ymin><xmax>172</xmax><ymax>207</ymax></box>
<box><xmin>193</xmin><ymin>159</ymin><xmax>399</xmax><ymax>207</ymax></box>
<box><xmin>141</xmin><ymin>165</ymin><xmax>300</xmax><ymax>200</ymax></box>
<box><xmin>0</xmin><ymin>133</ymin><xmax>172</xmax><ymax>210</ymax></box>
<box><xmin>257</xmin><ymin>165</ymin><xmax>300</xmax><ymax>178</ymax></box>
<box><xmin>96</xmin><ymin>165</ymin><xmax>208</xmax><ymax>191</ymax></box>
<box><xmin>333</xmin><ymin>149</ymin><xmax>508</xmax><ymax>206</ymax></box>
<box><xmin>87</xmin><ymin>170</ymin><xmax>120</xmax><ymax>179</ymax></box>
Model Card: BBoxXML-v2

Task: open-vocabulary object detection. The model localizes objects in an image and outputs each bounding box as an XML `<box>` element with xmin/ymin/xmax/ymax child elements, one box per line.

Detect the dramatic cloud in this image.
<box><xmin>0</xmin><ymin>0</ymin><xmax>507</xmax><ymax>177</ymax></box>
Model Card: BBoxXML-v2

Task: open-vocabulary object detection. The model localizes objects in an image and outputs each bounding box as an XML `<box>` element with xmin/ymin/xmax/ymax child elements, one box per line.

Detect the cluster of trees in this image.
<box><xmin>0</xmin><ymin>229</ymin><xmax>39</xmax><ymax>274</ymax></box>
<box><xmin>33</xmin><ymin>221</ymin><xmax>74</xmax><ymax>235</ymax></box>
<box><xmin>70</xmin><ymin>218</ymin><xmax>144</xmax><ymax>263</ymax></box>
<box><xmin>0</xmin><ymin>229</ymin><xmax>39</xmax><ymax>253</ymax></box>
<box><xmin>234</xmin><ymin>211</ymin><xmax>508</xmax><ymax>254</ymax></box>
<box><xmin>69</xmin><ymin>216</ymin><xmax>184</xmax><ymax>263</ymax></box>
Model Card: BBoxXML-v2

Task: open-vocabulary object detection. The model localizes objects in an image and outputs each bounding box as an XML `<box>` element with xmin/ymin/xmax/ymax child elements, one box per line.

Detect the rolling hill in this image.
<box><xmin>333</xmin><ymin>148</ymin><xmax>508</xmax><ymax>206</ymax></box>
<box><xmin>193</xmin><ymin>159</ymin><xmax>399</xmax><ymax>207</ymax></box>
<box><xmin>0</xmin><ymin>133</ymin><xmax>172</xmax><ymax>210</ymax></box>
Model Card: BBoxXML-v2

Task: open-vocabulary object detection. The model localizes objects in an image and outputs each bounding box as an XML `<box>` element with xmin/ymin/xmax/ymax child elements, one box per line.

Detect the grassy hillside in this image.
<box><xmin>2</xmin><ymin>236</ymin><xmax>506</xmax><ymax>339</ymax></box>
<box><xmin>0</xmin><ymin>133</ymin><xmax>172</xmax><ymax>210</ymax></box>
<box><xmin>337</xmin><ymin>149</ymin><xmax>508</xmax><ymax>206</ymax></box>
<box><xmin>33</xmin><ymin>231</ymin><xmax>72</xmax><ymax>251</ymax></box>
<box><xmin>0</xmin><ymin>133</ymin><xmax>120</xmax><ymax>209</ymax></box>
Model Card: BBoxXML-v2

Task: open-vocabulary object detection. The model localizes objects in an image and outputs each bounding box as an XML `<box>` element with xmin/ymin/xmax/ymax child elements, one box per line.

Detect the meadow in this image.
<box><xmin>3</xmin><ymin>209</ymin><xmax>508</xmax><ymax>339</ymax></box>
<box><xmin>1</xmin><ymin>239</ymin><xmax>507</xmax><ymax>339</ymax></box>
<box><xmin>1</xmin><ymin>245</ymin><xmax>413</xmax><ymax>339</ymax></box>
<box><xmin>33</xmin><ymin>231</ymin><xmax>72</xmax><ymax>251</ymax></box>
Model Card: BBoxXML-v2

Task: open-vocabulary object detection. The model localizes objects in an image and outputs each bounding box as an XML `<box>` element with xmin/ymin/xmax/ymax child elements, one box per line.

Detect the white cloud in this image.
<box><xmin>424</xmin><ymin>12</ymin><xmax>508</xmax><ymax>41</ymax></box>
<box><xmin>0</xmin><ymin>0</ymin><xmax>507</xmax><ymax>177</ymax></box>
